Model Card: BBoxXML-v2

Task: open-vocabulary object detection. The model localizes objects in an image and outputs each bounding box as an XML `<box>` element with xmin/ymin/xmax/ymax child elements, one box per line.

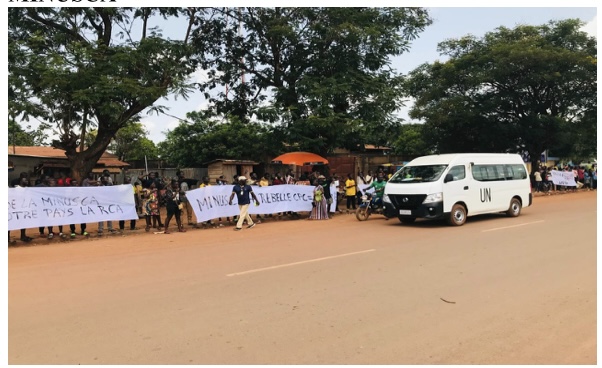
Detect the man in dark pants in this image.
<box><xmin>345</xmin><ymin>173</ymin><xmax>357</xmax><ymax>211</ymax></box>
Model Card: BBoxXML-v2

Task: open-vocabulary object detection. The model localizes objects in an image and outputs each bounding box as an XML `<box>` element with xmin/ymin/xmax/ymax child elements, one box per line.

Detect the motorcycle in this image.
<box><xmin>355</xmin><ymin>192</ymin><xmax>385</xmax><ymax>221</ymax></box>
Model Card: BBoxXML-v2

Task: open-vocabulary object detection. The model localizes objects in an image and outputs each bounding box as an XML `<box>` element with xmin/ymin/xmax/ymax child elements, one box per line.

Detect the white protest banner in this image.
<box><xmin>8</xmin><ymin>186</ymin><xmax>138</xmax><ymax>231</ymax></box>
<box><xmin>186</xmin><ymin>185</ymin><xmax>338</xmax><ymax>223</ymax></box>
<box><xmin>358</xmin><ymin>183</ymin><xmax>375</xmax><ymax>195</ymax></box>
<box><xmin>257</xmin><ymin>185</ymin><xmax>337</xmax><ymax>214</ymax></box>
<box><xmin>550</xmin><ymin>170</ymin><xmax>577</xmax><ymax>187</ymax></box>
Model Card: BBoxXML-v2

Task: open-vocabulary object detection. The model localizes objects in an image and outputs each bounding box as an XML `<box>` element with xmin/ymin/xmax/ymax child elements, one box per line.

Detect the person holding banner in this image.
<box><xmin>199</xmin><ymin>176</ymin><xmax>216</xmax><ymax>228</ymax></box>
<box><xmin>82</xmin><ymin>172</ymin><xmax>98</xmax><ymax>187</ymax></box>
<box><xmin>309</xmin><ymin>176</ymin><xmax>329</xmax><ymax>220</ymax></box>
<box><xmin>228</xmin><ymin>176</ymin><xmax>260</xmax><ymax>231</ymax></box>
<box><xmin>163</xmin><ymin>180</ymin><xmax>186</xmax><ymax>234</ymax></box>
<box><xmin>97</xmin><ymin>176</ymin><xmax>116</xmax><ymax>235</ymax></box>
<box><xmin>118</xmin><ymin>176</ymin><xmax>138</xmax><ymax>232</ymax></box>
<box><xmin>249</xmin><ymin>172</ymin><xmax>264</xmax><ymax>224</ymax></box>
<box><xmin>10</xmin><ymin>177</ymin><xmax>33</xmax><ymax>243</ymax></box>
<box><xmin>216</xmin><ymin>176</ymin><xmax>232</xmax><ymax>224</ymax></box>
<box><xmin>68</xmin><ymin>179</ymin><xmax>89</xmax><ymax>238</ymax></box>
<box><xmin>177</xmin><ymin>171</ymin><xmax>195</xmax><ymax>226</ymax></box>
<box><xmin>36</xmin><ymin>176</ymin><xmax>65</xmax><ymax>239</ymax></box>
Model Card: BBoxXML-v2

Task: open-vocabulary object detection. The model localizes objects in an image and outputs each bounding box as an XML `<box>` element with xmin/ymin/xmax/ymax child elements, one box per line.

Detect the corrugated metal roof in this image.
<box><xmin>205</xmin><ymin>159</ymin><xmax>259</xmax><ymax>165</ymax></box>
<box><xmin>8</xmin><ymin>146</ymin><xmax>67</xmax><ymax>158</ymax></box>
<box><xmin>8</xmin><ymin>146</ymin><xmax>129</xmax><ymax>167</ymax></box>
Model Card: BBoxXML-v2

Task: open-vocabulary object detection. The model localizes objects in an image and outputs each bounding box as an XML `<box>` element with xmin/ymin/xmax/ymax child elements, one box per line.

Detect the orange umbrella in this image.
<box><xmin>271</xmin><ymin>151</ymin><xmax>329</xmax><ymax>166</ymax></box>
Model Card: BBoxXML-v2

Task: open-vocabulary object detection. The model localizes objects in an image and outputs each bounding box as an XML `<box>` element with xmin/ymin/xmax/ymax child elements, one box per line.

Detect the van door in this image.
<box><xmin>443</xmin><ymin>164</ymin><xmax>473</xmax><ymax>214</ymax></box>
<box><xmin>469</xmin><ymin>164</ymin><xmax>503</xmax><ymax>214</ymax></box>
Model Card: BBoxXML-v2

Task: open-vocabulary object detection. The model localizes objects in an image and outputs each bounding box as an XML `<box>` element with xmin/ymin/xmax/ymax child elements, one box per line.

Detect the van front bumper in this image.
<box><xmin>384</xmin><ymin>201</ymin><xmax>444</xmax><ymax>219</ymax></box>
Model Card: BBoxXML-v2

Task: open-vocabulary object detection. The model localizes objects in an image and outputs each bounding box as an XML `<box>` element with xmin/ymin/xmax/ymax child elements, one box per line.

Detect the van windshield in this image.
<box><xmin>389</xmin><ymin>165</ymin><xmax>448</xmax><ymax>183</ymax></box>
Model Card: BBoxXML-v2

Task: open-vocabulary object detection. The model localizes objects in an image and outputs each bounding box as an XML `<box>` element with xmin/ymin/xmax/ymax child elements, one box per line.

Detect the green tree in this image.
<box><xmin>391</xmin><ymin>123</ymin><xmax>429</xmax><ymax>157</ymax></box>
<box><xmin>406</xmin><ymin>19</ymin><xmax>597</xmax><ymax>171</ymax></box>
<box><xmin>108</xmin><ymin>122</ymin><xmax>159</xmax><ymax>162</ymax></box>
<box><xmin>158</xmin><ymin>113</ymin><xmax>280</xmax><ymax>167</ymax></box>
<box><xmin>8</xmin><ymin>8</ymin><xmax>209</xmax><ymax>180</ymax></box>
<box><xmin>193</xmin><ymin>7</ymin><xmax>432</xmax><ymax>155</ymax></box>
<box><xmin>85</xmin><ymin>124</ymin><xmax>159</xmax><ymax>162</ymax></box>
<box><xmin>8</xmin><ymin>120</ymin><xmax>50</xmax><ymax>146</ymax></box>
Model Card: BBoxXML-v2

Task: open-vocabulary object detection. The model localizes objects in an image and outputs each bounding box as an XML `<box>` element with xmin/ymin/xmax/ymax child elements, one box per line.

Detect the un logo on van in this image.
<box><xmin>402</xmin><ymin>197</ymin><xmax>409</xmax><ymax>203</ymax></box>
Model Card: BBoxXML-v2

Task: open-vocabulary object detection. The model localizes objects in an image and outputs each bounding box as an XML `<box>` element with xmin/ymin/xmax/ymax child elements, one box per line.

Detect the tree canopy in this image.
<box><xmin>158</xmin><ymin>113</ymin><xmax>280</xmax><ymax>167</ymax></box>
<box><xmin>193</xmin><ymin>7</ymin><xmax>432</xmax><ymax>155</ymax></box>
<box><xmin>8</xmin><ymin>120</ymin><xmax>49</xmax><ymax>147</ymax></box>
<box><xmin>8</xmin><ymin>7</ymin><xmax>206</xmax><ymax>179</ymax></box>
<box><xmin>85</xmin><ymin>123</ymin><xmax>160</xmax><ymax>162</ymax></box>
<box><xmin>391</xmin><ymin>123</ymin><xmax>429</xmax><ymax>157</ymax></box>
<box><xmin>405</xmin><ymin>19</ymin><xmax>597</xmax><ymax>169</ymax></box>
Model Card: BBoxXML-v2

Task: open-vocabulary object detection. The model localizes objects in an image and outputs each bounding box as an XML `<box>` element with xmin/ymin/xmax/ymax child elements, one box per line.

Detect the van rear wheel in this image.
<box><xmin>447</xmin><ymin>204</ymin><xmax>467</xmax><ymax>226</ymax></box>
<box><xmin>506</xmin><ymin>198</ymin><xmax>522</xmax><ymax>217</ymax></box>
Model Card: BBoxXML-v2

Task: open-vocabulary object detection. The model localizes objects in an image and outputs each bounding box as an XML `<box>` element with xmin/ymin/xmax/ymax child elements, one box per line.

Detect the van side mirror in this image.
<box><xmin>444</xmin><ymin>173</ymin><xmax>453</xmax><ymax>183</ymax></box>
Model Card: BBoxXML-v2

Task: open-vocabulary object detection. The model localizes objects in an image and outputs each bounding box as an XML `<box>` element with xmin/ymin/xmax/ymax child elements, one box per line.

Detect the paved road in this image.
<box><xmin>8</xmin><ymin>191</ymin><xmax>596</xmax><ymax>364</ymax></box>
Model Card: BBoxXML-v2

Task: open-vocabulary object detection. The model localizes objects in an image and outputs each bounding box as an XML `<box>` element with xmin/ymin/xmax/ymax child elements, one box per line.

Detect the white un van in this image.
<box><xmin>383</xmin><ymin>153</ymin><xmax>532</xmax><ymax>226</ymax></box>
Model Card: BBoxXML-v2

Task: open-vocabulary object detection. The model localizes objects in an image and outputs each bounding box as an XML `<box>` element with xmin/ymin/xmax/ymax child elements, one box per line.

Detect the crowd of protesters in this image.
<box><xmin>9</xmin><ymin>163</ymin><xmax>592</xmax><ymax>244</ymax></box>
<box><xmin>531</xmin><ymin>164</ymin><xmax>597</xmax><ymax>194</ymax></box>
<box><xmin>8</xmin><ymin>165</ymin><xmax>399</xmax><ymax>243</ymax></box>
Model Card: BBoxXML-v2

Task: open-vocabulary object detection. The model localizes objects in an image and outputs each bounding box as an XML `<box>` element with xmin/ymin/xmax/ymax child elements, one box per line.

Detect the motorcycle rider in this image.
<box><xmin>365</xmin><ymin>172</ymin><xmax>387</xmax><ymax>209</ymax></box>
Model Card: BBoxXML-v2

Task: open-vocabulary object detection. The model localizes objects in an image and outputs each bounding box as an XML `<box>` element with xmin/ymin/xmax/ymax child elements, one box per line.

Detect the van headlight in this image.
<box><xmin>422</xmin><ymin>192</ymin><xmax>443</xmax><ymax>204</ymax></box>
<box><xmin>383</xmin><ymin>194</ymin><xmax>391</xmax><ymax>203</ymax></box>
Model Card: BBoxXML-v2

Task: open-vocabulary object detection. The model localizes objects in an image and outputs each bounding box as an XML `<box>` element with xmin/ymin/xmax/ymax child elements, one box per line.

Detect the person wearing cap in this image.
<box><xmin>228</xmin><ymin>176</ymin><xmax>260</xmax><ymax>231</ymax></box>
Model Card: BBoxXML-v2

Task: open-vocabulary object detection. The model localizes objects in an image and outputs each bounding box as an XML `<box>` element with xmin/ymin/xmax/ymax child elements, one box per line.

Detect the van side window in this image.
<box><xmin>448</xmin><ymin>165</ymin><xmax>466</xmax><ymax>181</ymax></box>
<box><xmin>473</xmin><ymin>164</ymin><xmax>527</xmax><ymax>181</ymax></box>
<box><xmin>505</xmin><ymin>165</ymin><xmax>515</xmax><ymax>180</ymax></box>
<box><xmin>509</xmin><ymin>164</ymin><xmax>527</xmax><ymax>180</ymax></box>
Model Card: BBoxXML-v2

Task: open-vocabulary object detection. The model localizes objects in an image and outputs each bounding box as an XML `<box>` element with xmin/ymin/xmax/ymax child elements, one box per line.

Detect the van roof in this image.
<box><xmin>408</xmin><ymin>153</ymin><xmax>524</xmax><ymax>166</ymax></box>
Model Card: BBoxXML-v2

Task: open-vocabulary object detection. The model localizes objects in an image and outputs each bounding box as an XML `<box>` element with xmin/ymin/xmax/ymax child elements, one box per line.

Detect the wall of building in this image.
<box><xmin>8</xmin><ymin>156</ymin><xmax>39</xmax><ymax>185</ymax></box>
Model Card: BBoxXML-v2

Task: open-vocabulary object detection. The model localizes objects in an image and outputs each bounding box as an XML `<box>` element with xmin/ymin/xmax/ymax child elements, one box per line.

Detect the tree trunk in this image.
<box><xmin>68</xmin><ymin>154</ymin><xmax>101</xmax><ymax>183</ymax></box>
<box><xmin>65</xmin><ymin>126</ymin><xmax>115</xmax><ymax>182</ymax></box>
<box><xmin>528</xmin><ymin>149</ymin><xmax>542</xmax><ymax>175</ymax></box>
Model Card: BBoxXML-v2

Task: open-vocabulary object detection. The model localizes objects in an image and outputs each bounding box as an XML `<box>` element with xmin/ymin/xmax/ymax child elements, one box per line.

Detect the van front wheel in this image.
<box><xmin>447</xmin><ymin>204</ymin><xmax>467</xmax><ymax>226</ymax></box>
<box><xmin>506</xmin><ymin>198</ymin><xmax>522</xmax><ymax>217</ymax></box>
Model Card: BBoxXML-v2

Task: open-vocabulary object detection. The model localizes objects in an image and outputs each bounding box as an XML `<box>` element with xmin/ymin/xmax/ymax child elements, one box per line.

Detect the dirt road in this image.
<box><xmin>8</xmin><ymin>191</ymin><xmax>597</xmax><ymax>364</ymax></box>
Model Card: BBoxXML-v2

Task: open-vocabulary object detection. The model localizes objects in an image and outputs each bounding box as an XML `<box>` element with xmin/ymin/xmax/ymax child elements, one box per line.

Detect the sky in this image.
<box><xmin>138</xmin><ymin>7</ymin><xmax>598</xmax><ymax>143</ymax></box>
